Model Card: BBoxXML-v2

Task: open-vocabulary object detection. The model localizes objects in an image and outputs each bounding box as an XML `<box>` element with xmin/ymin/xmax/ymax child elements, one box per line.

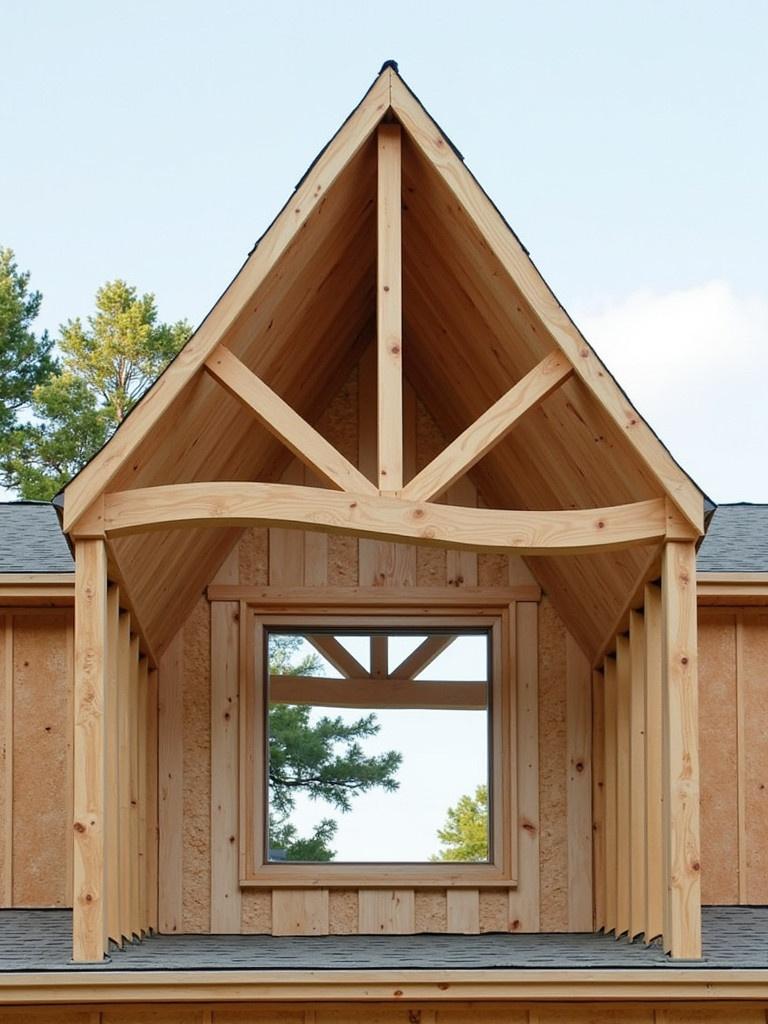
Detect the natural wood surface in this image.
<box><xmin>644</xmin><ymin>583</ymin><xmax>664</xmax><ymax>942</ymax></box>
<box><xmin>661</xmin><ymin>542</ymin><xmax>702</xmax><ymax>958</ymax></box>
<box><xmin>629</xmin><ymin>609</ymin><xmax>647</xmax><ymax>941</ymax></box>
<box><xmin>72</xmin><ymin>539</ymin><xmax>108</xmax><ymax>962</ymax></box>
<box><xmin>402</xmin><ymin>352</ymin><xmax>572</xmax><ymax>502</ymax></box>
<box><xmin>566</xmin><ymin>635</ymin><xmax>592</xmax><ymax>931</ymax></box>
<box><xmin>84</xmin><ymin>483</ymin><xmax>671</xmax><ymax>556</ymax></box>
<box><xmin>204</xmin><ymin>345</ymin><xmax>376</xmax><ymax>495</ymax></box>
<box><xmin>269</xmin><ymin>674</ymin><xmax>487</xmax><ymax>710</ymax></box>
<box><xmin>376</xmin><ymin>123</ymin><xmax>403</xmax><ymax>491</ymax></box>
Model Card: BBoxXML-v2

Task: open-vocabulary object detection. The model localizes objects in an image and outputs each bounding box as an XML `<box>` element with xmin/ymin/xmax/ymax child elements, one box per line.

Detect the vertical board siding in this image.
<box><xmin>158</xmin><ymin>629</ymin><xmax>184</xmax><ymax>933</ymax></box>
<box><xmin>645</xmin><ymin>584</ymin><xmax>664</xmax><ymax>942</ymax></box>
<box><xmin>741</xmin><ymin>611</ymin><xmax>768</xmax><ymax>904</ymax></box>
<box><xmin>210</xmin><ymin>602</ymin><xmax>241</xmax><ymax>932</ymax></box>
<box><xmin>358</xmin><ymin>889</ymin><xmax>415</xmax><ymax>933</ymax></box>
<box><xmin>591</xmin><ymin>668</ymin><xmax>605</xmax><ymax>931</ymax></box>
<box><xmin>629</xmin><ymin>610</ymin><xmax>647</xmax><ymax>941</ymax></box>
<box><xmin>566</xmin><ymin>634</ymin><xmax>592</xmax><ymax>932</ymax></box>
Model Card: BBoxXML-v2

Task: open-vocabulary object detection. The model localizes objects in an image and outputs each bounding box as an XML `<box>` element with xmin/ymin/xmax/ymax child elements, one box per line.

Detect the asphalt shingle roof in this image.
<box><xmin>0</xmin><ymin>502</ymin><xmax>74</xmax><ymax>573</ymax></box>
<box><xmin>697</xmin><ymin>503</ymin><xmax>768</xmax><ymax>573</ymax></box>
<box><xmin>0</xmin><ymin>906</ymin><xmax>765</xmax><ymax>971</ymax></box>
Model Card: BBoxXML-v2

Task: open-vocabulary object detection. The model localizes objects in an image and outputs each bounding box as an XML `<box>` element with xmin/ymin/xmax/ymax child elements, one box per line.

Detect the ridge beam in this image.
<box><xmin>377</xmin><ymin>122</ymin><xmax>403</xmax><ymax>491</ymax></box>
<box><xmin>401</xmin><ymin>352</ymin><xmax>573</xmax><ymax>502</ymax></box>
<box><xmin>204</xmin><ymin>345</ymin><xmax>376</xmax><ymax>496</ymax></box>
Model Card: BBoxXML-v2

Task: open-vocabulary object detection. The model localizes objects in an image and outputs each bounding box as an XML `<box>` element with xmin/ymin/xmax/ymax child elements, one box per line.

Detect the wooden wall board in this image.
<box><xmin>10</xmin><ymin>613</ymin><xmax>71</xmax><ymax>908</ymax></box>
<box><xmin>592</xmin><ymin>669</ymin><xmax>605</xmax><ymax>932</ymax></box>
<box><xmin>158</xmin><ymin>629</ymin><xmax>184</xmax><ymax>934</ymax></box>
<box><xmin>696</xmin><ymin>611</ymin><xmax>738</xmax><ymax>905</ymax></box>
<box><xmin>358</xmin><ymin>889</ymin><xmax>416</xmax><ymax>933</ymax></box>
<box><xmin>182</xmin><ymin>596</ymin><xmax>211</xmax><ymax>933</ymax></box>
<box><xmin>538</xmin><ymin>600</ymin><xmax>568</xmax><ymax>932</ymax></box>
<box><xmin>602</xmin><ymin>657</ymin><xmax>617</xmax><ymax>935</ymax></box>
<box><xmin>614</xmin><ymin>635</ymin><xmax>631</xmax><ymax>939</ymax></box>
<box><xmin>741</xmin><ymin>611</ymin><xmax>768</xmax><ymax>904</ymax></box>
<box><xmin>566</xmin><ymin>634</ymin><xmax>593</xmax><ymax>932</ymax></box>
<box><xmin>272</xmin><ymin>889</ymin><xmax>330</xmax><ymax>936</ymax></box>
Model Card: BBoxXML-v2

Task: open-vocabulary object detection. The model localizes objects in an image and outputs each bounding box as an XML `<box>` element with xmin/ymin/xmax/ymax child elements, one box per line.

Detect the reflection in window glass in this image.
<box><xmin>265</xmin><ymin>627</ymin><xmax>491</xmax><ymax>864</ymax></box>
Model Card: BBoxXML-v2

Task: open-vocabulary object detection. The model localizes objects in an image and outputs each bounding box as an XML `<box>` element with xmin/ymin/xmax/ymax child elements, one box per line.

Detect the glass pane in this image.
<box><xmin>265</xmin><ymin>627</ymin><xmax>491</xmax><ymax>864</ymax></box>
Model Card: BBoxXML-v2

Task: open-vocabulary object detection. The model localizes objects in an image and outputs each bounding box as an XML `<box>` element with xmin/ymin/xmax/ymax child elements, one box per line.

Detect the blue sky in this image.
<box><xmin>2</xmin><ymin>0</ymin><xmax>767</xmax><ymax>500</ymax></box>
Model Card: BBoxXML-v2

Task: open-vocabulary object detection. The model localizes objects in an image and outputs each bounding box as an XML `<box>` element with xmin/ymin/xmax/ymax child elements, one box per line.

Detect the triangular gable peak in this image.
<box><xmin>62</xmin><ymin>63</ymin><xmax>704</xmax><ymax>659</ymax></box>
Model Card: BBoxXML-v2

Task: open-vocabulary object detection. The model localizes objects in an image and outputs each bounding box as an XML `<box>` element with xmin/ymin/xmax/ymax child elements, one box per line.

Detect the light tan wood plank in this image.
<box><xmin>137</xmin><ymin>655</ymin><xmax>148</xmax><ymax>934</ymax></box>
<box><xmin>446</xmin><ymin>889</ymin><xmax>480</xmax><ymax>934</ymax></box>
<box><xmin>117</xmin><ymin>612</ymin><xmax>131</xmax><ymax>941</ymax></box>
<box><xmin>204</xmin><ymin>345</ymin><xmax>376</xmax><ymax>495</ymax></box>
<box><xmin>305</xmin><ymin>635</ymin><xmax>369</xmax><ymax>679</ymax></box>
<box><xmin>105</xmin><ymin>586</ymin><xmax>120</xmax><ymax>944</ymax></box>
<box><xmin>211</xmin><ymin>601</ymin><xmax>242</xmax><ymax>933</ymax></box>
<box><xmin>158</xmin><ymin>628</ymin><xmax>184</xmax><ymax>934</ymax></box>
<box><xmin>358</xmin><ymin>889</ymin><xmax>415</xmax><ymax>933</ymax></box>
<box><xmin>508</xmin><ymin>601</ymin><xmax>539</xmax><ymax>932</ymax></box>
<box><xmin>1</xmin><ymin>616</ymin><xmax>12</xmax><ymax>906</ymax></box>
<box><xmin>661</xmin><ymin>541</ymin><xmax>702</xmax><ymax>958</ymax></box>
<box><xmin>402</xmin><ymin>352</ymin><xmax>572</xmax><ymax>502</ymax></box>
<box><xmin>272</xmin><ymin>889</ymin><xmax>330</xmax><ymax>936</ymax></box>
<box><xmin>629</xmin><ymin>609</ymin><xmax>647</xmax><ymax>941</ymax></box>
<box><xmin>735</xmin><ymin>612</ymin><xmax>747</xmax><ymax>904</ymax></box>
<box><xmin>269</xmin><ymin>674</ymin><xmax>487</xmax><ymax>710</ymax></box>
<box><xmin>603</xmin><ymin>656</ymin><xmax>617</xmax><ymax>935</ymax></box>
<box><xmin>72</xmin><ymin>539</ymin><xmax>108</xmax><ymax>961</ymax></box>
<box><xmin>91</xmin><ymin>483</ymin><xmax>671</xmax><ymax>557</ymax></box>
<box><xmin>592</xmin><ymin>668</ymin><xmax>606</xmax><ymax>932</ymax></box>
<box><xmin>146</xmin><ymin>667</ymin><xmax>158</xmax><ymax>933</ymax></box>
<box><xmin>376</xmin><ymin>122</ymin><xmax>403</xmax><ymax>491</ymax></box>
<box><xmin>389</xmin><ymin>634</ymin><xmax>456</xmax><ymax>679</ymax></box>
<box><xmin>446</xmin><ymin>475</ymin><xmax>479</xmax><ymax>588</ymax></box>
<box><xmin>129</xmin><ymin>637</ymin><xmax>141</xmax><ymax>939</ymax></box>
<box><xmin>566</xmin><ymin>633</ymin><xmax>592</xmax><ymax>931</ymax></box>
<box><xmin>644</xmin><ymin>582</ymin><xmax>663</xmax><ymax>942</ymax></box>
<box><xmin>269</xmin><ymin>461</ymin><xmax>305</xmax><ymax>587</ymax></box>
<box><xmin>615</xmin><ymin>634</ymin><xmax>631</xmax><ymax>940</ymax></box>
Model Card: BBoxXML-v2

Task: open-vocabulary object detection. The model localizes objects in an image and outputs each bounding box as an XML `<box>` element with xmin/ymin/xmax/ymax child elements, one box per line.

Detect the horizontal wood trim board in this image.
<box><xmin>2</xmin><ymin>968</ymin><xmax>768</xmax><ymax>1003</ymax></box>
<box><xmin>77</xmin><ymin>483</ymin><xmax>670</xmax><ymax>555</ymax></box>
<box><xmin>269</xmin><ymin>674</ymin><xmax>487</xmax><ymax>709</ymax></box>
<box><xmin>207</xmin><ymin>585</ymin><xmax>542</xmax><ymax>604</ymax></box>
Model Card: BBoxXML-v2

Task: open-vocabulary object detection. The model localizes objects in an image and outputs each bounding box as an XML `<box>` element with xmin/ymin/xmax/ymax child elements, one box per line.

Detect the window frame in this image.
<box><xmin>240</xmin><ymin>604</ymin><xmax>517</xmax><ymax>887</ymax></box>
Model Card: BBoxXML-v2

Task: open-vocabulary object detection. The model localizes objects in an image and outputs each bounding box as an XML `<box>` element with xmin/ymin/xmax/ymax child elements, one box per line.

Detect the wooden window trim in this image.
<box><xmin>239</xmin><ymin>605</ymin><xmax>518</xmax><ymax>888</ymax></box>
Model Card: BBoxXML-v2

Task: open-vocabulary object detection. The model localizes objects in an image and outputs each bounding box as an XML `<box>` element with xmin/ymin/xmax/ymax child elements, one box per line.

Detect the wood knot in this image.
<box><xmin>383</xmin><ymin>285</ymin><xmax>390</xmax><ymax>292</ymax></box>
<box><xmin>85</xmin><ymin>893</ymin><xmax>93</xmax><ymax>902</ymax></box>
<box><xmin>408</xmin><ymin>1012</ymin><xmax>422</xmax><ymax>1023</ymax></box>
<box><xmin>390</xmin><ymin>344</ymin><xmax>401</xmax><ymax>355</ymax></box>
<box><xmin>413</xmin><ymin>508</ymin><xmax>425</xmax><ymax>518</ymax></box>
<box><xmin>73</xmin><ymin>821</ymin><xmax>86</xmax><ymax>834</ymax></box>
<box><xmin>681</xmin><ymin>656</ymin><xmax>689</xmax><ymax>666</ymax></box>
<box><xmin>575</xmin><ymin>761</ymin><xmax>585</xmax><ymax>773</ymax></box>
<box><xmin>393</xmin><ymin>989</ymin><xmax>404</xmax><ymax>998</ymax></box>
<box><xmin>522</xmin><ymin>820</ymin><xmax>537</xmax><ymax>834</ymax></box>
<box><xmin>692</xmin><ymin>861</ymin><xmax>701</xmax><ymax>872</ymax></box>
<box><xmin>510</xmin><ymin>918</ymin><xmax>521</xmax><ymax>930</ymax></box>
<box><xmin>596</xmin><ymin>520</ymin><xmax>605</xmax><ymax>529</ymax></box>
<box><xmin>579</xmin><ymin>348</ymin><xmax>589</xmax><ymax>358</ymax></box>
<box><xmin>229</xmin><ymin>835</ymin><xmax>236</xmax><ymax>844</ymax></box>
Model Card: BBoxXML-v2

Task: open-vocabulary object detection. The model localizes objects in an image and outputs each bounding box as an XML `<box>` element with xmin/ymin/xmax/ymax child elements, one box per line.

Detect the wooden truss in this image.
<box><xmin>269</xmin><ymin>633</ymin><xmax>487</xmax><ymax>710</ymax></box>
<box><xmin>65</xmin><ymin>73</ymin><xmax>705</xmax><ymax>964</ymax></box>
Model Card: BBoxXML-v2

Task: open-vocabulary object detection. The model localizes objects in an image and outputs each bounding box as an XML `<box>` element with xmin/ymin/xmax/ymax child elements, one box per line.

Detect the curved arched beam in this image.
<box><xmin>75</xmin><ymin>482</ymin><xmax>673</xmax><ymax>556</ymax></box>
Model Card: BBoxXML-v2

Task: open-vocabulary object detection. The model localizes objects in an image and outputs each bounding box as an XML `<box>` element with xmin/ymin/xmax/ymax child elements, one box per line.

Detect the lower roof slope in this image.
<box><xmin>697</xmin><ymin>503</ymin><xmax>768</xmax><ymax>572</ymax></box>
<box><xmin>0</xmin><ymin>502</ymin><xmax>73</xmax><ymax>574</ymax></box>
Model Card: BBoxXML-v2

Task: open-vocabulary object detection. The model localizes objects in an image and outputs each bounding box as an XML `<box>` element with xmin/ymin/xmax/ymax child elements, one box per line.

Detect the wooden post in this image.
<box><xmin>661</xmin><ymin>541</ymin><xmax>702</xmax><ymax>958</ymax></box>
<box><xmin>644</xmin><ymin>582</ymin><xmax>664</xmax><ymax>942</ymax></box>
<box><xmin>376</xmin><ymin>122</ymin><xmax>403</xmax><ymax>491</ymax></box>
<box><xmin>73</xmin><ymin>539</ymin><xmax>108</xmax><ymax>962</ymax></box>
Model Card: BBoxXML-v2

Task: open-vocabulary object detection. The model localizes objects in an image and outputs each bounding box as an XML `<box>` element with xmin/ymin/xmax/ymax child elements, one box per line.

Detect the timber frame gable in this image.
<box><xmin>57</xmin><ymin>63</ymin><xmax>708</xmax><ymax>964</ymax></box>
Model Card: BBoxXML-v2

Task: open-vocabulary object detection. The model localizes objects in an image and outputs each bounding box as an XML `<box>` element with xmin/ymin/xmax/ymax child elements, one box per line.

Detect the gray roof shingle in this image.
<box><xmin>697</xmin><ymin>503</ymin><xmax>768</xmax><ymax>573</ymax></box>
<box><xmin>0</xmin><ymin>502</ymin><xmax>74</xmax><ymax>573</ymax></box>
<box><xmin>0</xmin><ymin>906</ymin><xmax>766</xmax><ymax>970</ymax></box>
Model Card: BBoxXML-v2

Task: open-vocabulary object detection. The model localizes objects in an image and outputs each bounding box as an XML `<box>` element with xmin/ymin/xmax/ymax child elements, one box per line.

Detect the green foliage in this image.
<box><xmin>1</xmin><ymin>278</ymin><xmax>191</xmax><ymax>499</ymax></box>
<box><xmin>267</xmin><ymin>634</ymin><xmax>402</xmax><ymax>862</ymax></box>
<box><xmin>0</xmin><ymin>247</ymin><xmax>55</xmax><ymax>436</ymax></box>
<box><xmin>432</xmin><ymin>784</ymin><xmax>489</xmax><ymax>862</ymax></box>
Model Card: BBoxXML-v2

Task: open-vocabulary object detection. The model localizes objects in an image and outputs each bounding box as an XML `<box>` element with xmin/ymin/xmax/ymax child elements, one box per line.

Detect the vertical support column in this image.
<box><xmin>105</xmin><ymin>584</ymin><xmax>121</xmax><ymax>946</ymax></box>
<box><xmin>661</xmin><ymin>541</ymin><xmax>702</xmax><ymax>958</ymax></box>
<box><xmin>644</xmin><ymin>582</ymin><xmax>664</xmax><ymax>942</ymax></box>
<box><xmin>629</xmin><ymin>609</ymin><xmax>647</xmax><ymax>941</ymax></box>
<box><xmin>73</xmin><ymin>538</ymin><xmax>108</xmax><ymax>962</ymax></box>
<box><xmin>615</xmin><ymin>635</ymin><xmax>631</xmax><ymax>939</ymax></box>
<box><xmin>602</xmin><ymin>656</ymin><xmax>617</xmax><ymax>935</ymax></box>
<box><xmin>376</xmin><ymin>122</ymin><xmax>403</xmax><ymax>491</ymax></box>
<box><xmin>592</xmin><ymin>668</ymin><xmax>605</xmax><ymax>932</ymax></box>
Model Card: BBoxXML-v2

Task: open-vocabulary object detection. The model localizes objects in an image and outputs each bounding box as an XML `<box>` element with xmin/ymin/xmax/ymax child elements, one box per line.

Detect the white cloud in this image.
<box><xmin>576</xmin><ymin>282</ymin><xmax>768</xmax><ymax>503</ymax></box>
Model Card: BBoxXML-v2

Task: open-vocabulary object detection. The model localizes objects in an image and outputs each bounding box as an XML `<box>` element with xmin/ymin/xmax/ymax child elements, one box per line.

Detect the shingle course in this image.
<box><xmin>0</xmin><ymin>503</ymin><xmax>73</xmax><ymax>573</ymax></box>
<box><xmin>697</xmin><ymin>503</ymin><xmax>768</xmax><ymax>572</ymax></box>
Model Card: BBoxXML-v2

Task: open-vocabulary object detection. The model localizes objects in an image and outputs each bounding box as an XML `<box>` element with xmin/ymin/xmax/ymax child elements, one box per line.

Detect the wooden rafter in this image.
<box><xmin>376</xmin><ymin>122</ymin><xmax>403</xmax><ymax>491</ymax></box>
<box><xmin>389</xmin><ymin>72</ymin><xmax>704</xmax><ymax>534</ymax></box>
<box><xmin>389</xmin><ymin>634</ymin><xmax>456</xmax><ymax>680</ymax></box>
<box><xmin>204</xmin><ymin>346</ymin><xmax>377</xmax><ymax>495</ymax></box>
<box><xmin>75</xmin><ymin>482</ymin><xmax>673</xmax><ymax>555</ymax></box>
<box><xmin>305</xmin><ymin>635</ymin><xmax>369</xmax><ymax>679</ymax></box>
<box><xmin>401</xmin><ymin>352</ymin><xmax>573</xmax><ymax>502</ymax></box>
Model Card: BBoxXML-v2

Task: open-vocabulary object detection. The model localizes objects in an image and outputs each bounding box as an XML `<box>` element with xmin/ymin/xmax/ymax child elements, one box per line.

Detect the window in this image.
<box><xmin>241</xmin><ymin>607</ymin><xmax>517</xmax><ymax>887</ymax></box>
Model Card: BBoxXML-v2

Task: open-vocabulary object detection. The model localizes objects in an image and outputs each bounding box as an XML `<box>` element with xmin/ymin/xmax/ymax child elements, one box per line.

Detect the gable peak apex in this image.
<box><xmin>379</xmin><ymin>59</ymin><xmax>399</xmax><ymax>74</ymax></box>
